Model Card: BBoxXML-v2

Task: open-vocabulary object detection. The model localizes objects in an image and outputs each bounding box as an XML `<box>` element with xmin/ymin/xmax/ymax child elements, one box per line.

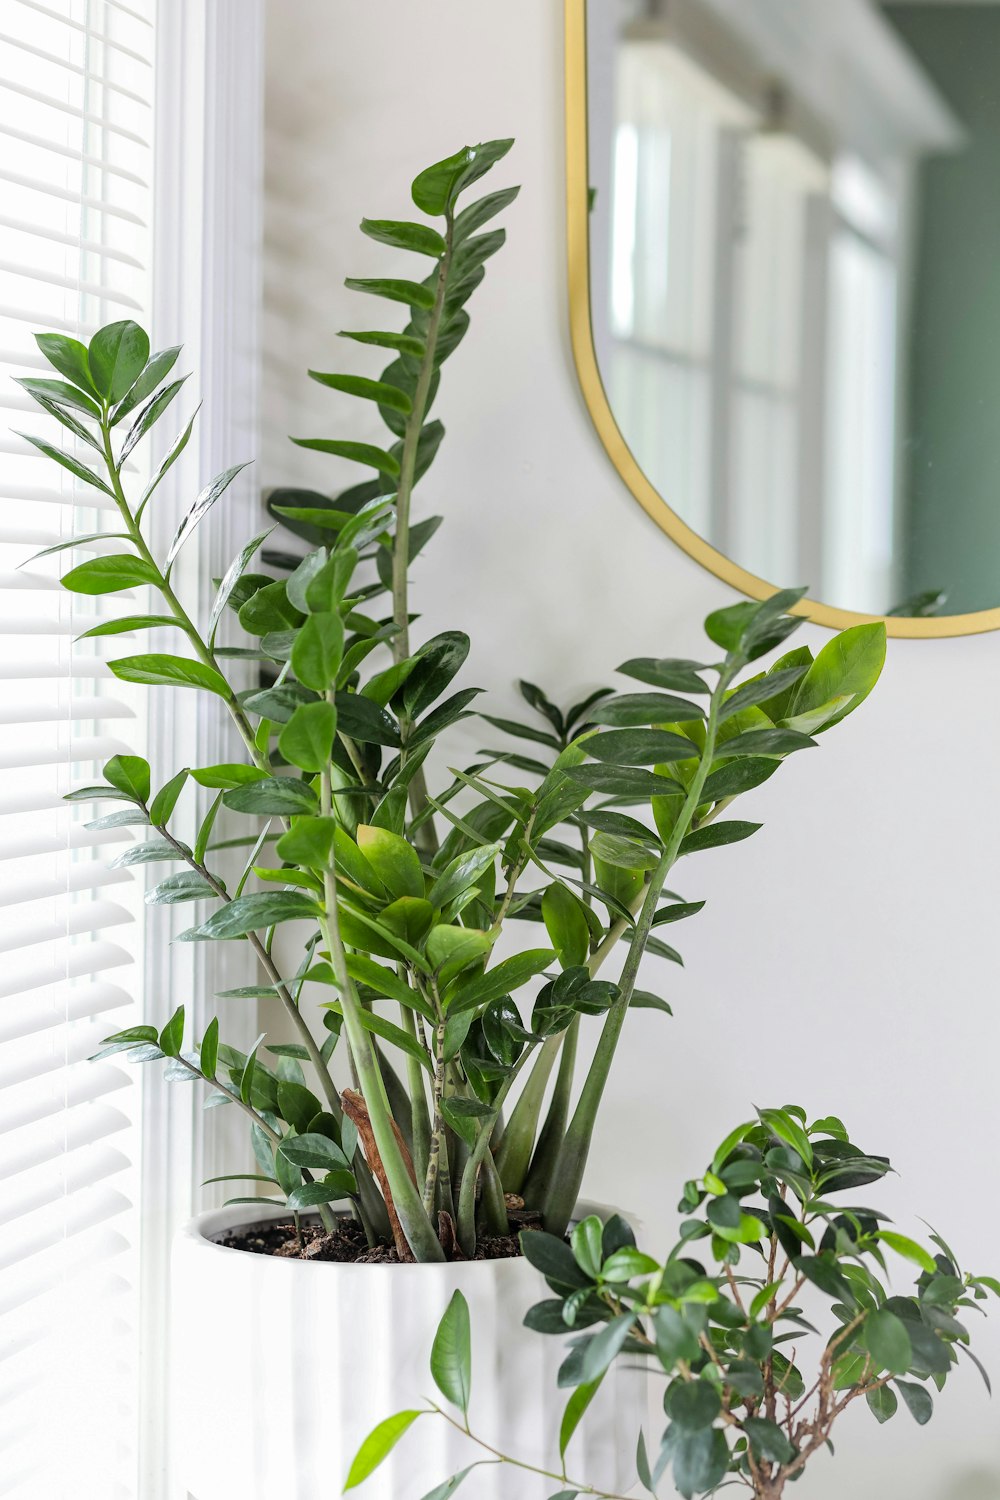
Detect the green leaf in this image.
<box><xmin>542</xmin><ymin>884</ymin><xmax>591</xmax><ymax>969</ymax></box>
<box><xmin>576</xmin><ymin>1313</ymin><xmax>635</xmax><ymax>1385</ymax></box>
<box><xmin>278</xmin><ymin>1131</ymin><xmax>348</xmax><ymax>1172</ymax></box>
<box><xmin>895</xmin><ymin>1379</ymin><xmax>934</xmax><ymax>1425</ymax></box>
<box><xmin>191</xmin><ymin>764</ymin><xmax>267</xmax><ymax>790</ymax></box>
<box><xmin>16</xmin><ymin>432</ymin><xmax>113</xmax><ymax>495</ymax></box>
<box><xmin>680</xmin><ymin>822</ymin><xmax>761</xmax><ymax>855</ymax></box>
<box><xmin>449</xmin><ymin>949</ymin><xmax>556</xmax><ymax>1015</ymax></box>
<box><xmin>426</xmin><ymin>924</ymin><xmax>493</xmax><ymax>982</ymax></box>
<box><xmin>759</xmin><ymin>1107</ymin><xmax>813</xmax><ymax>1167</ymax></box>
<box><xmin>361</xmin><ymin>217</ymin><xmax>447</xmax><ymax>257</ymax></box>
<box><xmin>339</xmin><ymin>328</ymin><xmax>426</xmax><ymax>358</ymax></box>
<box><xmin>110</xmin><ymin>837</ymin><xmax>184</xmax><ymax>869</ymax></box>
<box><xmin>88</xmin><ymin>320</ymin><xmax>150</xmax><ymax>403</ymax></box>
<box><xmin>308</xmin><ymin>370</ymin><xmax>412</xmax><ymax>414</ymax></box>
<box><xmin>430</xmin><ymin>1291</ymin><xmax>472</xmax><ymax>1414</ymax></box>
<box><xmin>559</xmin><ymin>1380</ymin><xmax>601</xmax><ymax>1460</ymax></box>
<box><xmin>76</xmin><ymin>614</ymin><xmax>177</xmax><ymax>640</ymax></box>
<box><xmin>879</xmin><ymin>1232</ymin><xmax>937</xmax><ymax>1274</ymax></box>
<box><xmin>345</xmin><ymin>276</ymin><xmax>436</xmax><ymax>310</ymax></box>
<box><xmin>588</xmin><ymin>728</ymin><xmax>700</xmax><ymax>765</ymax></box>
<box><xmin>570</xmin><ymin>1215</ymin><xmax>605</xmax><ymax>1279</ymax></box>
<box><xmin>701</xmin><ymin>757</ymin><xmax>779</xmax><ymax>802</ymax></box>
<box><xmin>564</xmin><ymin>765</ymin><xmax>685</xmax><ymax>798</ymax></box>
<box><xmin>275</xmin><ymin>816</ymin><xmax>337</xmax><ymax>869</ymax></box>
<box><xmin>345</xmin><ymin>1412</ymin><xmax>423</xmax><ymax>1490</ymax></box>
<box><xmin>35</xmin><ymin>331</ymin><xmax>97</xmax><ymax>394</ymax></box>
<box><xmin>720</xmin><ymin>727</ymin><xmax>815</xmax><ymax>759</ymax></box>
<box><xmin>743</xmin><ymin>1416</ymin><xmax>795</xmax><ymax>1463</ymax></box>
<box><xmin>865</xmin><ymin>1309</ymin><xmax>913</xmax><ymax>1375</ymax></box>
<box><xmin>119</xmin><ymin>378</ymin><xmax>188</xmax><ymax>465</ymax></box>
<box><xmin>665</xmin><ymin>1378</ymin><xmax>722</xmax><ymax>1430</ymax></box>
<box><xmin>453</xmin><ymin>184</ymin><xmax>520</xmax><ymax>241</ymax></box>
<box><xmin>279</xmin><ymin>701</ymin><xmax>337</xmax><ymax>773</ymax></box>
<box><xmin>787</xmin><ymin>622</ymin><xmax>886</xmax><ymax>732</ymax></box>
<box><xmin>158</xmin><ymin>1004</ymin><xmax>184</xmax><ymax>1058</ymax></box>
<box><xmin>403</xmin><ymin>631</ymin><xmax>471</xmax><ymax>719</ymax></box>
<box><xmin>356</xmin><ymin>825</ymin><xmax>424</xmax><ymax>899</ymax></box>
<box><xmin>411</xmin><ymin>144</ymin><xmax>477</xmax><ymax>215</ymax></box>
<box><xmin>427</xmin><ymin>841</ymin><xmax>500</xmax><ymax>910</ymax></box>
<box><xmin>192</xmin><ymin>891</ymin><xmax>319</xmax><ymax>939</ymax></box>
<box><xmin>15</xmin><ymin>375</ymin><xmax>101</xmax><ymax>418</ymax></box>
<box><xmin>149</xmin><ymin>768</ymin><xmax>188</xmax><ymax>825</ymax></box>
<box><xmin>617</xmin><ymin>657</ymin><xmax>710</xmax><ymax>694</ymax></box>
<box><xmin>336</xmin><ymin>692</ymin><xmax>401</xmax><ymax>747</ymax></box>
<box><xmin>109</xmin><ymin>654</ymin><xmax>230</xmax><ymax>697</ymax></box>
<box><xmin>61</xmin><ymin>555</ymin><xmax>161</xmax><ymax>595</ymax></box>
<box><xmin>287</xmin><ymin>1173</ymin><xmax>357</xmax><ymax>1211</ymax></box>
<box><xmin>290</xmin><ymin>436</ymin><xmax>401</xmax><ymax>476</ymax></box>
<box><xmin>137</xmin><ymin>407</ymin><xmax>199</xmax><ymax>513</ymax></box>
<box><xmin>166</xmin><ymin>462</ymin><xmax>252</xmax><ymax>569</ymax></box>
<box><xmin>208</xmin><ymin>528</ymin><xmax>272</xmax><ymax>646</ymax></box>
<box><xmin>111</xmin><ymin>344</ymin><xmax>183</xmax><ymax>422</ymax></box>
<box><xmin>589</xmin><ymin>692</ymin><xmax>704</xmax><ymax>727</ymax></box>
<box><xmin>199</xmin><ymin>1017</ymin><xmax>219</xmax><ymax>1079</ymax></box>
<box><xmin>145</xmin><ymin>872</ymin><xmax>216</xmax><ymax>905</ymax></box>
<box><xmin>291</xmin><ymin>613</ymin><xmax>345</xmax><ymax>691</ymax></box>
<box><xmin>866</xmin><ymin>1384</ymin><xmax>898</xmax><ymax>1423</ymax></box>
<box><xmin>104</xmin><ymin>754</ymin><xmax>150</xmax><ymax>804</ymax></box>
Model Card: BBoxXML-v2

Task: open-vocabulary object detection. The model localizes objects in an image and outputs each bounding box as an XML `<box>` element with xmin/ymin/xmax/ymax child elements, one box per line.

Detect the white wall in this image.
<box><xmin>261</xmin><ymin>4</ymin><xmax>1000</xmax><ymax>1496</ymax></box>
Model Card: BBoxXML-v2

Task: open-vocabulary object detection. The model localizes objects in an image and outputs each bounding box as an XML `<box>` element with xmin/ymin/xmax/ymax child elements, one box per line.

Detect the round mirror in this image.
<box><xmin>568</xmin><ymin>0</ymin><xmax>1000</xmax><ymax>635</ymax></box>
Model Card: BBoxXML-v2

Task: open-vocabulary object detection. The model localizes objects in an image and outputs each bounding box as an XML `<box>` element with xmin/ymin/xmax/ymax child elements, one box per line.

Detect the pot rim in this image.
<box><xmin>176</xmin><ymin>1199</ymin><xmax>624</xmax><ymax>1273</ymax></box>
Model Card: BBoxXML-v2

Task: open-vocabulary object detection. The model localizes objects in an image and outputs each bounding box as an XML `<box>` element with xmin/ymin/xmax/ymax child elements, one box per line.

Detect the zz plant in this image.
<box><xmin>354</xmin><ymin>1108</ymin><xmax>998</xmax><ymax>1499</ymax></box>
<box><xmin>19</xmin><ymin>140</ymin><xmax>886</xmax><ymax>1264</ymax></box>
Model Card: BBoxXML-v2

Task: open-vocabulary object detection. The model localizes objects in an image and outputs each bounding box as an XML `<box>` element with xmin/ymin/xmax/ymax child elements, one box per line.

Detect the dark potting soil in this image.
<box><xmin>216</xmin><ymin>1204</ymin><xmax>544</xmax><ymax>1264</ymax></box>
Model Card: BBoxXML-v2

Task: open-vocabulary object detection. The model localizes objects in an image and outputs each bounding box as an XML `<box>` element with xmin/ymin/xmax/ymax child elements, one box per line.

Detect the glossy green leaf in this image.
<box><xmin>199</xmin><ymin>1016</ymin><xmax>219</xmax><ymax>1079</ymax></box>
<box><xmin>743</xmin><ymin>1416</ymin><xmax>795</xmax><ymax>1463</ymax></box>
<box><xmin>355</xmin><ymin>825</ymin><xmax>423</xmax><ymax>899</ymax></box>
<box><xmin>680</xmin><ymin>821</ymin><xmax>761</xmax><ymax>855</ymax></box>
<box><xmin>338</xmin><ymin>328</ymin><xmax>426</xmax><ymax>357</ymax></box>
<box><xmin>61</xmin><ymin>555</ymin><xmax>160</xmax><ymax>595</ymax></box>
<box><xmin>275</xmin><ymin>815</ymin><xmax>337</xmax><ymax>869</ymax></box>
<box><xmin>15</xmin><ymin>375</ymin><xmax>101</xmax><ymax>418</ymax></box>
<box><xmin>88</xmin><ymin>320</ymin><xmax>149</xmax><ymax>403</ymax></box>
<box><xmin>879</xmin><ymin>1232</ymin><xmax>937</xmax><ymax>1274</ymax></box>
<box><xmin>278</xmin><ymin>701</ymin><xmax>337</xmax><ymax>773</ymax></box>
<box><xmin>108</xmin><ymin>654</ymin><xmax>230</xmax><ymax>697</ymax></box>
<box><xmin>111</xmin><ymin>344</ymin><xmax>183</xmax><ymax>422</ymax></box>
<box><xmin>149</xmin><ymin>768</ymin><xmax>188</xmax><ymax>826</ymax></box>
<box><xmin>427</xmin><ymin>841</ymin><xmax>500</xmax><ymax>910</ymax></box>
<box><xmin>866</xmin><ymin>1309</ymin><xmax>913</xmax><ymax>1374</ymax></box>
<box><xmin>345</xmin><ymin>276</ymin><xmax>435</xmax><ymax>310</ymax></box>
<box><xmin>787</xmin><ymin>622</ymin><xmax>886</xmax><ymax>732</ymax></box>
<box><xmin>145</xmin><ymin>872</ymin><xmax>216</xmax><ymax>905</ymax></box>
<box><xmin>16</xmin><ymin>432</ymin><xmax>113</xmax><ymax>495</ymax></box>
<box><xmin>193</xmin><ymin>891</ymin><xmax>319</xmax><ymax>940</ymax></box>
<box><xmin>119</xmin><ymin>378</ymin><xmax>187</xmax><ymax>465</ymax></box>
<box><xmin>287</xmin><ymin>1172</ymin><xmax>356</xmax><ymax>1211</ymax></box>
<box><xmin>223</xmin><ymin>777</ymin><xmax>318</xmax><ymax>816</ymax></box>
<box><xmin>35</xmin><ymin>331</ymin><xmax>97</xmax><ymax>394</ymax></box>
<box><xmin>867</xmin><ymin>1384</ymin><xmax>899</xmax><ymax>1424</ymax></box>
<box><xmin>308</xmin><ymin>369</ymin><xmax>412</xmax><ymax>414</ymax></box>
<box><xmin>431</xmin><ymin>1291</ymin><xmax>472</xmax><ymax>1413</ymax></box>
<box><xmin>103</xmin><ymin>753</ymin><xmax>150</xmax><ymax>804</ymax></box>
<box><xmin>208</xmin><ymin>529</ymin><xmax>273</xmax><ymax>645</ymax></box>
<box><xmin>166</xmin><ymin>462</ymin><xmax>251</xmax><ymax>570</ymax></box>
<box><xmin>158</xmin><ymin>1004</ymin><xmax>185</xmax><ymax>1058</ymax></box>
<box><xmin>361</xmin><ymin>217</ymin><xmax>446</xmax><ymax>256</ymax></box>
<box><xmin>290</xmin><ymin>436</ymin><xmax>401</xmax><ymax>476</ymax></box>
<box><xmin>291</xmin><ymin>613</ymin><xmax>345</xmax><ymax>691</ymax></box>
<box><xmin>344</xmin><ymin>1411</ymin><xmax>423</xmax><ymax>1490</ymax></box>
<box><xmin>541</xmin><ymin>883</ymin><xmax>591</xmax><ymax>969</ymax></box>
<box><xmin>896</xmin><ymin>1379</ymin><xmax>934</xmax><ymax>1425</ymax></box>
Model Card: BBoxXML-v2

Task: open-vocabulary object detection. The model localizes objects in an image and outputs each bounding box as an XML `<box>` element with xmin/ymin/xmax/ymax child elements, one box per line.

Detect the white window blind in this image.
<box><xmin>0</xmin><ymin>3</ymin><xmax>153</xmax><ymax>1496</ymax></box>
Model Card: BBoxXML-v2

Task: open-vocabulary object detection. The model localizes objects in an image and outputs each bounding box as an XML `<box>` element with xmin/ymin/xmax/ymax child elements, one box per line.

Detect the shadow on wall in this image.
<box><xmin>951</xmin><ymin>1472</ymin><xmax>1000</xmax><ymax>1500</ymax></box>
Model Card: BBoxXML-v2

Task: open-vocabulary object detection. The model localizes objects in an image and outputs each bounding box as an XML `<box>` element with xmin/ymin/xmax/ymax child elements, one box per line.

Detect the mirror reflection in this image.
<box><xmin>586</xmin><ymin>0</ymin><xmax>1000</xmax><ymax>617</ymax></box>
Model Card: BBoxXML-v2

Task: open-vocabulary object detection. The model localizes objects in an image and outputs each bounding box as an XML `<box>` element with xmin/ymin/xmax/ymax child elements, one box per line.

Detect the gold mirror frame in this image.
<box><xmin>564</xmin><ymin>0</ymin><xmax>1000</xmax><ymax>639</ymax></box>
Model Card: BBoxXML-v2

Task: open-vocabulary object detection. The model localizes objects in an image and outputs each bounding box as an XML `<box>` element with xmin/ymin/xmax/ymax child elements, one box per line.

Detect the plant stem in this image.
<box><xmin>522</xmin><ymin>1015</ymin><xmax>578</xmax><ymax>1209</ymax></box>
<box><xmin>100</xmin><ymin>424</ymin><xmax>261</xmax><ymax>764</ymax></box>
<box><xmin>318</xmin><ymin>736</ymin><xmax>443</xmax><ymax>1262</ymax></box>
<box><xmin>455</xmin><ymin>1045</ymin><xmax>535</xmax><ymax>1255</ymax></box>
<box><xmin>390</xmin><ymin>222</ymin><xmax>456</xmax><ymax>857</ymax></box>
<box><xmin>429</xmin><ymin>1406</ymin><xmax>632</xmax><ymax>1500</ymax></box>
<box><xmin>423</xmin><ymin>1020</ymin><xmax>447</xmax><ymax>1215</ymax></box>
<box><xmin>542</xmin><ymin>669</ymin><xmax>731</xmax><ymax>1237</ymax></box>
<box><xmin>399</xmin><ymin>1001</ymin><xmax>431</xmax><ymax>1183</ymax></box>
<box><xmin>494</xmin><ymin>1032</ymin><xmax>561</xmax><ymax>1193</ymax></box>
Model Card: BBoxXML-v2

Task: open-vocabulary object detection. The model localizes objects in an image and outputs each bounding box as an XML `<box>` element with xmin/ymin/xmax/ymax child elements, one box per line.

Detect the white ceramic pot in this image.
<box><xmin>172</xmin><ymin>1202</ymin><xmax>647</xmax><ymax>1500</ymax></box>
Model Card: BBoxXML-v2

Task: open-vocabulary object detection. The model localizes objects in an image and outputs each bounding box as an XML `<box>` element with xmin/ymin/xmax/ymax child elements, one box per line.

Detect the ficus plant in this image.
<box><xmin>353</xmin><ymin>1108</ymin><xmax>998</xmax><ymax>1499</ymax></box>
<box><xmin>20</xmin><ymin>139</ymin><xmax>887</xmax><ymax>1265</ymax></box>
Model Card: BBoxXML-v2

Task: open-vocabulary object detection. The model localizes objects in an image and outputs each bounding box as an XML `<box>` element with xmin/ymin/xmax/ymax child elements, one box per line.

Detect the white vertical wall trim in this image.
<box><xmin>141</xmin><ymin>3</ymin><xmax>265</xmax><ymax>1496</ymax></box>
